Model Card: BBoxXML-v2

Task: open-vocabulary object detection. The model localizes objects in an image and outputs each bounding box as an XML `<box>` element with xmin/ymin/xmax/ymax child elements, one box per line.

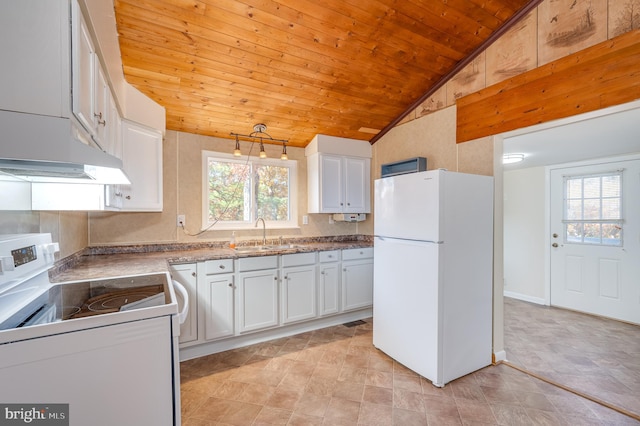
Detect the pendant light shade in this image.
<box><xmin>280</xmin><ymin>141</ymin><xmax>288</xmax><ymax>160</ymax></box>
<box><xmin>233</xmin><ymin>135</ymin><xmax>242</xmax><ymax>156</ymax></box>
<box><xmin>259</xmin><ymin>139</ymin><xmax>267</xmax><ymax>158</ymax></box>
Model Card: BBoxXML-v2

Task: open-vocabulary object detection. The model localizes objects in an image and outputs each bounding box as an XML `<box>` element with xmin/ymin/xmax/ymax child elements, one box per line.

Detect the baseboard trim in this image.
<box><xmin>493</xmin><ymin>350</ymin><xmax>507</xmax><ymax>364</ymax></box>
<box><xmin>503</xmin><ymin>291</ymin><xmax>546</xmax><ymax>305</ymax></box>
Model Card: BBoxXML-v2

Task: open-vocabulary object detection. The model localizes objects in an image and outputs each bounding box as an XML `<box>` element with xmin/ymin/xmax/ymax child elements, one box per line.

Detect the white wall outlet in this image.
<box><xmin>328</xmin><ymin>215</ymin><xmax>335</xmax><ymax>224</ymax></box>
<box><xmin>177</xmin><ymin>215</ymin><xmax>186</xmax><ymax>227</ymax></box>
<box><xmin>302</xmin><ymin>215</ymin><xmax>309</xmax><ymax>225</ymax></box>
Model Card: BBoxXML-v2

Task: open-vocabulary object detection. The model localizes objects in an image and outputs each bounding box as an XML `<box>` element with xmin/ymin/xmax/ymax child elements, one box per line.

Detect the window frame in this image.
<box><xmin>562</xmin><ymin>170</ymin><xmax>623</xmax><ymax>246</ymax></box>
<box><xmin>201</xmin><ymin>151</ymin><xmax>298</xmax><ymax>231</ymax></box>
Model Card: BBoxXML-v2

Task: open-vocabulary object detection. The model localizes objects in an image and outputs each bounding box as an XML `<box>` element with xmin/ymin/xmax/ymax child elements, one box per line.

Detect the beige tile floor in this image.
<box><xmin>504</xmin><ymin>297</ymin><xmax>640</xmax><ymax>420</ymax></box>
<box><xmin>180</xmin><ymin>318</ymin><xmax>639</xmax><ymax>425</ymax></box>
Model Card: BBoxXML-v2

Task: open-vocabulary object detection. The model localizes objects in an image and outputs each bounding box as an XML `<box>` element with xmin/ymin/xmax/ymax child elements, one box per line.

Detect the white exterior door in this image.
<box><xmin>549</xmin><ymin>157</ymin><xmax>640</xmax><ymax>324</ymax></box>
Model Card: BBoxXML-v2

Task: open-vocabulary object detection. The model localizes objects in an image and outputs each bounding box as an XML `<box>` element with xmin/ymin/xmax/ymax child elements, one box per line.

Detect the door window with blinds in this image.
<box><xmin>563</xmin><ymin>171</ymin><xmax>623</xmax><ymax>246</ymax></box>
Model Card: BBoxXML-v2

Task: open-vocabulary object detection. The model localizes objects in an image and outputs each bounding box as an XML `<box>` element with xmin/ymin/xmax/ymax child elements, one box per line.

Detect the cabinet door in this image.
<box><xmin>281</xmin><ymin>265</ymin><xmax>317</xmax><ymax>324</ymax></box>
<box><xmin>120</xmin><ymin>120</ymin><xmax>163</xmax><ymax>211</ymax></box>
<box><xmin>319</xmin><ymin>154</ymin><xmax>344</xmax><ymax>213</ymax></box>
<box><xmin>319</xmin><ymin>263</ymin><xmax>340</xmax><ymax>316</ymax></box>
<box><xmin>344</xmin><ymin>157</ymin><xmax>371</xmax><ymax>213</ymax></box>
<box><xmin>108</xmin><ymin>96</ymin><xmax>122</xmax><ymax>159</ymax></box>
<box><xmin>71</xmin><ymin>1</ymin><xmax>95</xmax><ymax>134</ymax></box>
<box><xmin>171</xmin><ymin>264</ymin><xmax>198</xmax><ymax>344</ymax></box>
<box><xmin>0</xmin><ymin>1</ymin><xmax>67</xmax><ymax>117</ymax></box>
<box><xmin>237</xmin><ymin>269</ymin><xmax>279</xmax><ymax>333</ymax></box>
<box><xmin>93</xmin><ymin>61</ymin><xmax>110</xmax><ymax>144</ymax></box>
<box><xmin>342</xmin><ymin>259</ymin><xmax>374</xmax><ymax>311</ymax></box>
<box><xmin>201</xmin><ymin>274</ymin><xmax>235</xmax><ymax>341</ymax></box>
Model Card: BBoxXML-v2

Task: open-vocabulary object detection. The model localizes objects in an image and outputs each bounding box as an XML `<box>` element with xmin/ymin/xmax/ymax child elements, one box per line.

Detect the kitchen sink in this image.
<box><xmin>234</xmin><ymin>246</ymin><xmax>273</xmax><ymax>253</ymax></box>
<box><xmin>270</xmin><ymin>244</ymin><xmax>305</xmax><ymax>250</ymax></box>
<box><xmin>234</xmin><ymin>244</ymin><xmax>306</xmax><ymax>253</ymax></box>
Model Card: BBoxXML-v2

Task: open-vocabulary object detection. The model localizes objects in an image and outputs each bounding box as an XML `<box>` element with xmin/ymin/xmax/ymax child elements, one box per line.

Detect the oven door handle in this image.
<box><xmin>172</xmin><ymin>280</ymin><xmax>189</xmax><ymax>325</ymax></box>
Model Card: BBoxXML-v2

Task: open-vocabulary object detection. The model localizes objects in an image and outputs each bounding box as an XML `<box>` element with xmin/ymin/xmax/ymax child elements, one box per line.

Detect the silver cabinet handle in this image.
<box><xmin>94</xmin><ymin>112</ymin><xmax>106</xmax><ymax>126</ymax></box>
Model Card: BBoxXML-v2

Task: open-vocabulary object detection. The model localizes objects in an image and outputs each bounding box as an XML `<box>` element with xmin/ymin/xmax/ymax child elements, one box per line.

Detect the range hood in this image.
<box><xmin>0</xmin><ymin>110</ymin><xmax>129</xmax><ymax>184</ymax></box>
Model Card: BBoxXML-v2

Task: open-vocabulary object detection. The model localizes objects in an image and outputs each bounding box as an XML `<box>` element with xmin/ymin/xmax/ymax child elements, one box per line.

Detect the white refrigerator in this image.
<box><xmin>373</xmin><ymin>169</ymin><xmax>494</xmax><ymax>387</ymax></box>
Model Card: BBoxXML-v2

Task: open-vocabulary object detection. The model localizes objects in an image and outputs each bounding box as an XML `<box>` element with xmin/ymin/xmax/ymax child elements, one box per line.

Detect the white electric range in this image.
<box><xmin>0</xmin><ymin>233</ymin><xmax>188</xmax><ymax>426</ymax></box>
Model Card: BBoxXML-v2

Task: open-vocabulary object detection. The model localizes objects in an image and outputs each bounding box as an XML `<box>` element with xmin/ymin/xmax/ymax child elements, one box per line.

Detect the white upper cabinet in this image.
<box><xmin>120</xmin><ymin>120</ymin><xmax>163</xmax><ymax>211</ymax></box>
<box><xmin>0</xmin><ymin>1</ymin><xmax>69</xmax><ymax>117</ymax></box>
<box><xmin>314</xmin><ymin>154</ymin><xmax>343</xmax><ymax>212</ymax></box>
<box><xmin>71</xmin><ymin>1</ymin><xmax>116</xmax><ymax>151</ymax></box>
<box><xmin>306</xmin><ymin>135</ymin><xmax>372</xmax><ymax>214</ymax></box>
<box><xmin>93</xmin><ymin>61</ymin><xmax>110</xmax><ymax>145</ymax></box>
<box><xmin>343</xmin><ymin>156</ymin><xmax>370</xmax><ymax>212</ymax></box>
<box><xmin>71</xmin><ymin>1</ymin><xmax>95</xmax><ymax>133</ymax></box>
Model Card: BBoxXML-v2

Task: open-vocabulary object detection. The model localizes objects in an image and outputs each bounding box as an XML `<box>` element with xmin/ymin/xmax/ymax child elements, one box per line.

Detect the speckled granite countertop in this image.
<box><xmin>50</xmin><ymin>236</ymin><xmax>373</xmax><ymax>283</ymax></box>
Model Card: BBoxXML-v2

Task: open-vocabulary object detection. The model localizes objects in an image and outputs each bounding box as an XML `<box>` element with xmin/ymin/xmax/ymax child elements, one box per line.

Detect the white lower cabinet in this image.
<box><xmin>319</xmin><ymin>250</ymin><xmax>340</xmax><ymax>316</ymax></box>
<box><xmin>201</xmin><ymin>274</ymin><xmax>235</xmax><ymax>341</ymax></box>
<box><xmin>281</xmin><ymin>253</ymin><xmax>317</xmax><ymax>324</ymax></box>
<box><xmin>237</xmin><ymin>256</ymin><xmax>279</xmax><ymax>334</ymax></box>
<box><xmin>179</xmin><ymin>248</ymin><xmax>373</xmax><ymax>354</ymax></box>
<box><xmin>170</xmin><ymin>263</ymin><xmax>197</xmax><ymax>344</ymax></box>
<box><xmin>341</xmin><ymin>248</ymin><xmax>374</xmax><ymax>312</ymax></box>
<box><xmin>199</xmin><ymin>259</ymin><xmax>235</xmax><ymax>341</ymax></box>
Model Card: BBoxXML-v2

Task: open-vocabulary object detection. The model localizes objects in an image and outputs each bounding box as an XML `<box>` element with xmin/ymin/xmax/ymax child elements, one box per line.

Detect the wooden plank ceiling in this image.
<box><xmin>114</xmin><ymin>0</ymin><xmax>536</xmax><ymax>148</ymax></box>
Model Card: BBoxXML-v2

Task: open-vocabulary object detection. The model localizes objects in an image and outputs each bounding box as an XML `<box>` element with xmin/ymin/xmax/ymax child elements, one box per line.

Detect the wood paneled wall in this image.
<box><xmin>456</xmin><ymin>29</ymin><xmax>640</xmax><ymax>143</ymax></box>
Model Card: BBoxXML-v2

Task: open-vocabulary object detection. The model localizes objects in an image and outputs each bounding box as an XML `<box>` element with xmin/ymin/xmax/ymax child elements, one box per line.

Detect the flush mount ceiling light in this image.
<box><xmin>230</xmin><ymin>123</ymin><xmax>288</xmax><ymax>160</ymax></box>
<box><xmin>502</xmin><ymin>153</ymin><xmax>525</xmax><ymax>164</ymax></box>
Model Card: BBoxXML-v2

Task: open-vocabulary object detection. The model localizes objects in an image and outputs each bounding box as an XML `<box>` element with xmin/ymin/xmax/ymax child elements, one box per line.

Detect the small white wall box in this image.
<box><xmin>381</xmin><ymin>157</ymin><xmax>427</xmax><ymax>178</ymax></box>
<box><xmin>332</xmin><ymin>213</ymin><xmax>366</xmax><ymax>222</ymax></box>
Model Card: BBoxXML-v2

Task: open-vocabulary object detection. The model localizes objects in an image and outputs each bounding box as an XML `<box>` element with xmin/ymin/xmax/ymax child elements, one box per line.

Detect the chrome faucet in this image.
<box><xmin>255</xmin><ymin>217</ymin><xmax>266</xmax><ymax>245</ymax></box>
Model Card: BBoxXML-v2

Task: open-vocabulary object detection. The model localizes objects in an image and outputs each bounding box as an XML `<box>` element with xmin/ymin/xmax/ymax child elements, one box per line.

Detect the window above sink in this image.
<box><xmin>201</xmin><ymin>151</ymin><xmax>298</xmax><ymax>231</ymax></box>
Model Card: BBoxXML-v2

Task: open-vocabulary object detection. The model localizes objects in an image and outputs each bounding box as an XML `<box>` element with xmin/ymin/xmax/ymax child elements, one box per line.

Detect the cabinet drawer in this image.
<box><xmin>204</xmin><ymin>259</ymin><xmax>234</xmax><ymax>275</ymax></box>
<box><xmin>281</xmin><ymin>252</ymin><xmax>316</xmax><ymax>267</ymax></box>
<box><xmin>342</xmin><ymin>247</ymin><xmax>373</xmax><ymax>260</ymax></box>
<box><xmin>319</xmin><ymin>250</ymin><xmax>340</xmax><ymax>263</ymax></box>
<box><xmin>237</xmin><ymin>255</ymin><xmax>278</xmax><ymax>272</ymax></box>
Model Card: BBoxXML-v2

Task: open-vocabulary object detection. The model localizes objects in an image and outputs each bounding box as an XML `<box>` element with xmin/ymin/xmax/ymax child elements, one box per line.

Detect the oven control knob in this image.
<box><xmin>0</xmin><ymin>256</ymin><xmax>15</xmax><ymax>273</ymax></box>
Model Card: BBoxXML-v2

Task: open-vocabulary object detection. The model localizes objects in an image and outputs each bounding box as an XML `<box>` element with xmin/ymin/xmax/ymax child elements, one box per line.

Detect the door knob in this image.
<box><xmin>552</xmin><ymin>243</ymin><xmax>558</xmax><ymax>248</ymax></box>
<box><xmin>552</xmin><ymin>233</ymin><xmax>558</xmax><ymax>238</ymax></box>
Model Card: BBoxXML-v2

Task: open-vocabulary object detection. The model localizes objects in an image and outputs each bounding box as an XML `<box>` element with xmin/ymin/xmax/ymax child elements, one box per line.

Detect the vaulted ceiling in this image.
<box><xmin>114</xmin><ymin>0</ymin><xmax>539</xmax><ymax>148</ymax></box>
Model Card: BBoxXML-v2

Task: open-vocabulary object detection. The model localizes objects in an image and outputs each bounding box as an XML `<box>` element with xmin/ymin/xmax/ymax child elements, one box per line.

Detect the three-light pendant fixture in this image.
<box><xmin>230</xmin><ymin>123</ymin><xmax>288</xmax><ymax>160</ymax></box>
